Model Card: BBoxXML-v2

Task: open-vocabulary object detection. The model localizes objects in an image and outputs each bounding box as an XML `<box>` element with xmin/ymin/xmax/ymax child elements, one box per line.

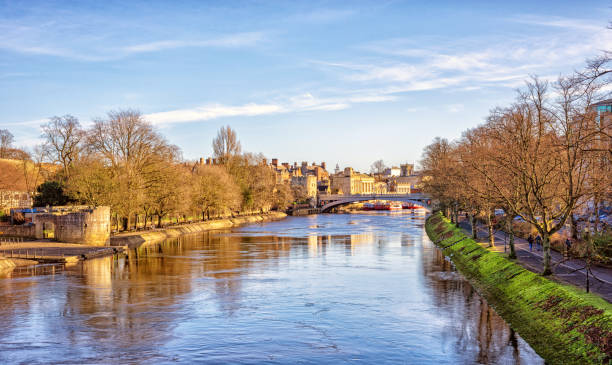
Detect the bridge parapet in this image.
<box><xmin>319</xmin><ymin>193</ymin><xmax>429</xmax><ymax>201</ymax></box>
<box><xmin>318</xmin><ymin>193</ymin><xmax>431</xmax><ymax>213</ymax></box>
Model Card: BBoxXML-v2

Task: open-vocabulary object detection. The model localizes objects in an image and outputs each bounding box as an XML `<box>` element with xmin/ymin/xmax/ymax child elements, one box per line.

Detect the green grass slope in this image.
<box><xmin>426</xmin><ymin>212</ymin><xmax>611</xmax><ymax>364</ymax></box>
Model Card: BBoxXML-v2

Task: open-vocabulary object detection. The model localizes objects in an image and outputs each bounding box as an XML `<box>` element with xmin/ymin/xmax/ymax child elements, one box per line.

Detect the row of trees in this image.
<box><xmin>28</xmin><ymin>110</ymin><xmax>294</xmax><ymax>230</ymax></box>
<box><xmin>421</xmin><ymin>53</ymin><xmax>611</xmax><ymax>275</ymax></box>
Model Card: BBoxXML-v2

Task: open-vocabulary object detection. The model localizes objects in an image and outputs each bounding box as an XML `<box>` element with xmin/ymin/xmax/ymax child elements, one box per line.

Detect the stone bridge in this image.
<box><xmin>318</xmin><ymin>193</ymin><xmax>432</xmax><ymax>213</ymax></box>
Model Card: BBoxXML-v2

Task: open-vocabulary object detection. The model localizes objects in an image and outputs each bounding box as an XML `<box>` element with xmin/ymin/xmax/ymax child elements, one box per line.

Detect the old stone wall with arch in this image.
<box><xmin>32</xmin><ymin>206</ymin><xmax>110</xmax><ymax>246</ymax></box>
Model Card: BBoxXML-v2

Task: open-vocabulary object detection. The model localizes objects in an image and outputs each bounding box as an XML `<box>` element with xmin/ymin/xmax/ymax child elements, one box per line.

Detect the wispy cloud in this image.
<box><xmin>318</xmin><ymin>17</ymin><xmax>612</xmax><ymax>96</ymax></box>
<box><xmin>0</xmin><ymin>17</ymin><xmax>266</xmax><ymax>61</ymax></box>
<box><xmin>145</xmin><ymin>91</ymin><xmax>396</xmax><ymax>125</ymax></box>
<box><xmin>146</xmin><ymin>103</ymin><xmax>283</xmax><ymax>125</ymax></box>
<box><xmin>294</xmin><ymin>8</ymin><xmax>355</xmax><ymax>23</ymax></box>
<box><xmin>122</xmin><ymin>32</ymin><xmax>266</xmax><ymax>54</ymax></box>
<box><xmin>510</xmin><ymin>15</ymin><xmax>604</xmax><ymax>31</ymax></box>
<box><xmin>3</xmin><ymin>118</ymin><xmax>48</xmax><ymax>126</ymax></box>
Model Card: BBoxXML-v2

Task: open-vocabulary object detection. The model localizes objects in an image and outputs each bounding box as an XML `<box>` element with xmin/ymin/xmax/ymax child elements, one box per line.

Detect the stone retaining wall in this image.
<box><xmin>111</xmin><ymin>212</ymin><xmax>287</xmax><ymax>248</ymax></box>
<box><xmin>0</xmin><ymin>224</ymin><xmax>36</xmax><ymax>238</ymax></box>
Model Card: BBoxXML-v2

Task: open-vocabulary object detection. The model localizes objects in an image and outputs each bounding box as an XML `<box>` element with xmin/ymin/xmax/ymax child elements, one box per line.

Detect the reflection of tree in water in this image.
<box><xmin>421</xmin><ymin>245</ymin><xmax>530</xmax><ymax>364</ymax></box>
<box><xmin>50</xmin><ymin>230</ymin><xmax>299</xmax><ymax>358</ymax></box>
<box><xmin>0</xmin><ymin>277</ymin><xmax>40</xmax><ymax>345</ymax></box>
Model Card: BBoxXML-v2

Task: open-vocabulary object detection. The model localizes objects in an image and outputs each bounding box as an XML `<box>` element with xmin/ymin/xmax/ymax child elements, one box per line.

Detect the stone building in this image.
<box><xmin>6</xmin><ymin>206</ymin><xmax>111</xmax><ymax>246</ymax></box>
<box><xmin>388</xmin><ymin>178</ymin><xmax>411</xmax><ymax>194</ymax></box>
<box><xmin>391</xmin><ymin>174</ymin><xmax>423</xmax><ymax>193</ymax></box>
<box><xmin>400</xmin><ymin>163</ymin><xmax>414</xmax><ymax>177</ymax></box>
<box><xmin>330</xmin><ymin>167</ymin><xmax>375</xmax><ymax>195</ymax></box>
<box><xmin>0</xmin><ymin>190</ymin><xmax>32</xmax><ymax>215</ymax></box>
<box><xmin>291</xmin><ymin>175</ymin><xmax>318</xmax><ymax>198</ymax></box>
<box><xmin>383</xmin><ymin>166</ymin><xmax>401</xmax><ymax>177</ymax></box>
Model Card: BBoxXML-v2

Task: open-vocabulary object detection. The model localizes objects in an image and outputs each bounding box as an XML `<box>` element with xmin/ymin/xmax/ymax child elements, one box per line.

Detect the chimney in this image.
<box><xmin>271</xmin><ymin>158</ymin><xmax>278</xmax><ymax>167</ymax></box>
<box><xmin>199</xmin><ymin>157</ymin><xmax>204</xmax><ymax>165</ymax></box>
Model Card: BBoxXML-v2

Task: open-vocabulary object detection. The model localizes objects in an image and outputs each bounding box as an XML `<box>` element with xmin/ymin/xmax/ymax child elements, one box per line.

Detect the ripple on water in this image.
<box><xmin>0</xmin><ymin>212</ymin><xmax>543</xmax><ymax>364</ymax></box>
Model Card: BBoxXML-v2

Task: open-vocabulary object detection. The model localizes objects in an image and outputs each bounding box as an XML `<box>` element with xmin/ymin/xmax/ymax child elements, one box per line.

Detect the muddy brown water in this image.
<box><xmin>0</xmin><ymin>212</ymin><xmax>543</xmax><ymax>364</ymax></box>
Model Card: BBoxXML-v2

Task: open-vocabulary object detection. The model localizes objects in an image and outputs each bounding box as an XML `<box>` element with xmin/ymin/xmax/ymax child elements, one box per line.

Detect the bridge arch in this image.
<box><xmin>318</xmin><ymin>194</ymin><xmax>431</xmax><ymax>213</ymax></box>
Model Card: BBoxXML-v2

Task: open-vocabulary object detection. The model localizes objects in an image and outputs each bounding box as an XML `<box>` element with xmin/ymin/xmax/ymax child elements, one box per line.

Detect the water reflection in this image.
<box><xmin>0</xmin><ymin>213</ymin><xmax>543</xmax><ymax>364</ymax></box>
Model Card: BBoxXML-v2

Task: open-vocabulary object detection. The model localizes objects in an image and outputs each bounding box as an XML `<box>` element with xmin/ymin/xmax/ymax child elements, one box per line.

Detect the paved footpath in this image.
<box><xmin>456</xmin><ymin>217</ymin><xmax>612</xmax><ymax>303</ymax></box>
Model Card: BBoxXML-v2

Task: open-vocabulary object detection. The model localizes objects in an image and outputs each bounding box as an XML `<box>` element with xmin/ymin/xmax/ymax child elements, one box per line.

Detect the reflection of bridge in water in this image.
<box><xmin>318</xmin><ymin>193</ymin><xmax>432</xmax><ymax>213</ymax></box>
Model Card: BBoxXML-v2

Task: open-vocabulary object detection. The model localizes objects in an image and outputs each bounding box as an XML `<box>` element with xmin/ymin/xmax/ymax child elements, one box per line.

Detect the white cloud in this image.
<box><xmin>511</xmin><ymin>15</ymin><xmax>604</xmax><ymax>31</ymax></box>
<box><xmin>0</xmin><ymin>15</ymin><xmax>267</xmax><ymax>61</ymax></box>
<box><xmin>447</xmin><ymin>104</ymin><xmax>464</xmax><ymax>113</ymax></box>
<box><xmin>144</xmin><ymin>91</ymin><xmax>396</xmax><ymax>125</ymax></box>
<box><xmin>318</xmin><ymin>16</ymin><xmax>612</xmax><ymax>97</ymax></box>
<box><xmin>146</xmin><ymin>103</ymin><xmax>283</xmax><ymax>125</ymax></box>
<box><xmin>122</xmin><ymin>32</ymin><xmax>266</xmax><ymax>54</ymax></box>
<box><xmin>3</xmin><ymin>118</ymin><xmax>48</xmax><ymax>126</ymax></box>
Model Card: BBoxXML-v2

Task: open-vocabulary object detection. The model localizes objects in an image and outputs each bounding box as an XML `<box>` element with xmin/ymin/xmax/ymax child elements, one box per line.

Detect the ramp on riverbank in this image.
<box><xmin>0</xmin><ymin>241</ymin><xmax>123</xmax><ymax>264</ymax></box>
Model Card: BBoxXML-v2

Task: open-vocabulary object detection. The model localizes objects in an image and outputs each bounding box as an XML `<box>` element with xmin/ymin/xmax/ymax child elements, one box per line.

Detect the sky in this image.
<box><xmin>1</xmin><ymin>0</ymin><xmax>611</xmax><ymax>172</ymax></box>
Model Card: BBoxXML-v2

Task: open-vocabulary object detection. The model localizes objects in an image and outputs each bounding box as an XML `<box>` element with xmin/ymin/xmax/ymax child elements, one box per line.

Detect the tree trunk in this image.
<box><xmin>454</xmin><ymin>207</ymin><xmax>459</xmax><ymax>226</ymax></box>
<box><xmin>470</xmin><ymin>214</ymin><xmax>477</xmax><ymax>239</ymax></box>
<box><xmin>594</xmin><ymin>199</ymin><xmax>600</xmax><ymax>233</ymax></box>
<box><xmin>542</xmin><ymin>232</ymin><xmax>552</xmax><ymax>275</ymax></box>
<box><xmin>157</xmin><ymin>215</ymin><xmax>162</xmax><ymax>228</ymax></box>
<box><xmin>143</xmin><ymin>213</ymin><xmax>148</xmax><ymax>229</ymax></box>
<box><xmin>570</xmin><ymin>212</ymin><xmax>578</xmax><ymax>239</ymax></box>
<box><xmin>487</xmin><ymin>213</ymin><xmax>494</xmax><ymax>247</ymax></box>
<box><xmin>507</xmin><ymin>220</ymin><xmax>516</xmax><ymax>259</ymax></box>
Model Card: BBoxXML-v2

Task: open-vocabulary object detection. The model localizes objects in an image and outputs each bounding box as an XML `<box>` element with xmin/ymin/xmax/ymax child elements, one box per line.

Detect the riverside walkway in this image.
<box><xmin>457</xmin><ymin>217</ymin><xmax>612</xmax><ymax>303</ymax></box>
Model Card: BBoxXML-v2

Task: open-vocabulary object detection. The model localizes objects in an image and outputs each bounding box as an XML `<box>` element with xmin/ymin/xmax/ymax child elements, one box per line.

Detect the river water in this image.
<box><xmin>0</xmin><ymin>212</ymin><xmax>543</xmax><ymax>364</ymax></box>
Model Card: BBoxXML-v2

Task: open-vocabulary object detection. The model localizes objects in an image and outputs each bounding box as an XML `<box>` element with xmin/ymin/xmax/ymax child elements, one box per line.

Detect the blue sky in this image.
<box><xmin>1</xmin><ymin>1</ymin><xmax>611</xmax><ymax>172</ymax></box>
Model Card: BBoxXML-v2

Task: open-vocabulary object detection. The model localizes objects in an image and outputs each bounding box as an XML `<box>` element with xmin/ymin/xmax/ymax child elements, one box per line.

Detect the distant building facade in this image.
<box><xmin>594</xmin><ymin>98</ymin><xmax>612</xmax><ymax>125</ymax></box>
<box><xmin>0</xmin><ymin>190</ymin><xmax>32</xmax><ymax>215</ymax></box>
<box><xmin>291</xmin><ymin>175</ymin><xmax>318</xmax><ymax>198</ymax></box>
<box><xmin>330</xmin><ymin>167</ymin><xmax>375</xmax><ymax>195</ymax></box>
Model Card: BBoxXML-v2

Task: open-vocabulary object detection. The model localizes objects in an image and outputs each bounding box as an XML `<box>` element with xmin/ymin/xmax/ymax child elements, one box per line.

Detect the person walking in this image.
<box><xmin>535</xmin><ymin>235</ymin><xmax>542</xmax><ymax>252</ymax></box>
<box><xmin>565</xmin><ymin>238</ymin><xmax>572</xmax><ymax>259</ymax></box>
<box><xmin>527</xmin><ymin>235</ymin><xmax>534</xmax><ymax>252</ymax></box>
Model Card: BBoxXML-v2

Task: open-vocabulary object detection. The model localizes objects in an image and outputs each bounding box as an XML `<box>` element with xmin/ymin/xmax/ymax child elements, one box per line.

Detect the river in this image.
<box><xmin>0</xmin><ymin>212</ymin><xmax>543</xmax><ymax>364</ymax></box>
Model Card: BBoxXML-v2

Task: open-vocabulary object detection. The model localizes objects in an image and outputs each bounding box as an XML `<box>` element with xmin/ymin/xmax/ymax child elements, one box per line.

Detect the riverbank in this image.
<box><xmin>456</xmin><ymin>216</ymin><xmax>612</xmax><ymax>302</ymax></box>
<box><xmin>111</xmin><ymin>211</ymin><xmax>287</xmax><ymax>247</ymax></box>
<box><xmin>0</xmin><ymin>258</ymin><xmax>15</xmax><ymax>273</ymax></box>
<box><xmin>425</xmin><ymin>212</ymin><xmax>611</xmax><ymax>364</ymax></box>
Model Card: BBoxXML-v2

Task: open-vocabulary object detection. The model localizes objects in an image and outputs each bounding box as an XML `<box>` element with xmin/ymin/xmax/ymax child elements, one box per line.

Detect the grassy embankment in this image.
<box><xmin>426</xmin><ymin>212</ymin><xmax>611</xmax><ymax>364</ymax></box>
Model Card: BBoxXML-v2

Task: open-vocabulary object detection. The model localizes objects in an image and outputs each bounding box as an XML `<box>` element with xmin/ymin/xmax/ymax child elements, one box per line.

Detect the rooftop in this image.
<box><xmin>593</xmin><ymin>99</ymin><xmax>612</xmax><ymax>107</ymax></box>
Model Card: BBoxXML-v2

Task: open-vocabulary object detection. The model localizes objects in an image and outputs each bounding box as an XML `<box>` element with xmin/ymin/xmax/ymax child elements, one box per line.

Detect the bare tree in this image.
<box><xmin>479</xmin><ymin>77</ymin><xmax>595</xmax><ymax>275</ymax></box>
<box><xmin>41</xmin><ymin>115</ymin><xmax>84</xmax><ymax>178</ymax></box>
<box><xmin>420</xmin><ymin>137</ymin><xmax>463</xmax><ymax>222</ymax></box>
<box><xmin>87</xmin><ymin>109</ymin><xmax>172</xmax><ymax>230</ymax></box>
<box><xmin>212</xmin><ymin>125</ymin><xmax>241</xmax><ymax>165</ymax></box>
<box><xmin>192</xmin><ymin>165</ymin><xmax>241</xmax><ymax>220</ymax></box>
<box><xmin>370</xmin><ymin>159</ymin><xmax>386</xmax><ymax>176</ymax></box>
<box><xmin>0</xmin><ymin>129</ymin><xmax>14</xmax><ymax>158</ymax></box>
